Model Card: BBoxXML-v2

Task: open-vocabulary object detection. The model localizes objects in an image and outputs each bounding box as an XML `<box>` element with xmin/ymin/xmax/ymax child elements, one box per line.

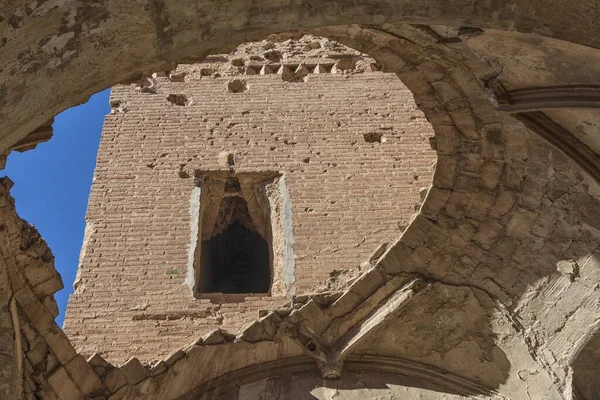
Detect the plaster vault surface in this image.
<box><xmin>0</xmin><ymin>1</ymin><xmax>600</xmax><ymax>400</ymax></box>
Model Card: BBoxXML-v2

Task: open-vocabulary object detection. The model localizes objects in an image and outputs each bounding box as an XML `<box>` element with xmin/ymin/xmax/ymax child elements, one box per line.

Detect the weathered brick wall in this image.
<box><xmin>64</xmin><ymin>40</ymin><xmax>437</xmax><ymax>364</ymax></box>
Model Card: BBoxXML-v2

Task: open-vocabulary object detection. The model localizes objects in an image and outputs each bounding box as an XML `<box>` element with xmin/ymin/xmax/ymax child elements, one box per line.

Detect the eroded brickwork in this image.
<box><xmin>64</xmin><ymin>37</ymin><xmax>437</xmax><ymax>364</ymax></box>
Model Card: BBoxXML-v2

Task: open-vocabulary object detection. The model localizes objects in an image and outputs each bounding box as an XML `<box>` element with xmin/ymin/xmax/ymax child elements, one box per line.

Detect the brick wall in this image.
<box><xmin>64</xmin><ymin>40</ymin><xmax>437</xmax><ymax>363</ymax></box>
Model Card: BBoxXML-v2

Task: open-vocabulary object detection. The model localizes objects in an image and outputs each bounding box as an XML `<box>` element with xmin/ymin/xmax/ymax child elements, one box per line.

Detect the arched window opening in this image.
<box><xmin>194</xmin><ymin>173</ymin><xmax>288</xmax><ymax>297</ymax></box>
<box><xmin>199</xmin><ymin>184</ymin><xmax>271</xmax><ymax>294</ymax></box>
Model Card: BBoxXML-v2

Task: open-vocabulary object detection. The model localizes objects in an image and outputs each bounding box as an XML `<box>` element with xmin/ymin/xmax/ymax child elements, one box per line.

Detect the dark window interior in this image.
<box><xmin>198</xmin><ymin>180</ymin><xmax>272</xmax><ymax>294</ymax></box>
<box><xmin>200</xmin><ymin>221</ymin><xmax>270</xmax><ymax>293</ymax></box>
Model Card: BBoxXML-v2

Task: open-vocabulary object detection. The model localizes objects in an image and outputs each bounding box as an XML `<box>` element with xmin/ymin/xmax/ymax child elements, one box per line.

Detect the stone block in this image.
<box><xmin>531</xmin><ymin>209</ymin><xmax>560</xmax><ymax>238</ymax></box>
<box><xmin>424</xmin><ymin>223</ymin><xmax>448</xmax><ymax>247</ymax></box>
<box><xmin>64</xmin><ymin>354</ymin><xmax>102</xmax><ymax>395</ymax></box>
<box><xmin>502</xmin><ymin>126</ymin><xmax>528</xmax><ymax>162</ymax></box>
<box><xmin>87</xmin><ymin>353</ymin><xmax>109</xmax><ymax>369</ymax></box>
<box><xmin>480</xmin><ymin>160</ymin><xmax>504</xmax><ymax>190</ymax></box>
<box><xmin>473</xmin><ymin>219</ymin><xmax>504</xmax><ymax>249</ymax></box>
<box><xmin>164</xmin><ymin>350</ymin><xmax>186</xmax><ymax>365</ymax></box>
<box><xmin>378</xmin><ymin>241</ymin><xmax>414</xmax><ymax>274</ymax></box>
<box><xmin>239</xmin><ymin>320</ymin><xmax>271</xmax><ymax>343</ymax></box>
<box><xmin>32</xmin><ymin>274</ymin><xmax>63</xmax><ymax>298</ymax></box>
<box><xmin>42</xmin><ymin>296</ymin><xmax>59</xmax><ymax>319</ymax></box>
<box><xmin>443</xmin><ymin>190</ymin><xmax>472</xmax><ymax>219</ymax></box>
<box><xmin>465</xmin><ymin>191</ymin><xmax>495</xmax><ymax>221</ymax></box>
<box><xmin>47</xmin><ymin>366</ymin><xmax>82</xmax><ymax>400</ymax></box>
<box><xmin>503</xmin><ymin>161</ymin><xmax>526</xmax><ymax>190</ymax></box>
<box><xmin>401</xmin><ymin>223</ymin><xmax>429</xmax><ymax>250</ymax></box>
<box><xmin>490</xmin><ymin>236</ymin><xmax>520</xmax><ymax>258</ymax></box>
<box><xmin>431</xmin><ymin>80</ymin><xmax>463</xmax><ymax>104</ymax></box>
<box><xmin>103</xmin><ymin>367</ymin><xmax>128</xmax><ymax>394</ymax></box>
<box><xmin>149</xmin><ymin>361</ymin><xmax>167</xmax><ymax>377</ymax></box>
<box><xmin>480</xmin><ymin>124</ymin><xmax>505</xmax><ymax>160</ymax></box>
<box><xmin>25</xmin><ymin>340</ymin><xmax>48</xmax><ymax>368</ymax></box>
<box><xmin>88</xmin><ymin>353</ymin><xmax>110</xmax><ymax>378</ymax></box>
<box><xmin>520</xmin><ymin>177</ymin><xmax>547</xmax><ymax>210</ymax></box>
<box><xmin>120</xmin><ymin>357</ymin><xmax>149</xmax><ymax>385</ymax></box>
<box><xmin>449</xmin><ymin>68</ymin><xmax>484</xmax><ymax>96</ymax></box>
<box><xmin>434</xmin><ymin>156</ymin><xmax>457</xmax><ymax>188</ymax></box>
<box><xmin>420</xmin><ymin>187</ymin><xmax>451</xmax><ymax>218</ymax></box>
<box><xmin>22</xmin><ymin>263</ymin><xmax>59</xmax><ymax>289</ymax></box>
<box><xmin>448</xmin><ymin>107</ymin><xmax>479</xmax><ymax>139</ymax></box>
<box><xmin>433</xmin><ymin>125</ymin><xmax>459</xmax><ymax>155</ymax></box>
<box><xmin>489</xmin><ymin>191</ymin><xmax>516</xmax><ymax>218</ymax></box>
<box><xmin>458</xmin><ymin>153</ymin><xmax>482</xmax><ymax>174</ymax></box>
<box><xmin>407</xmin><ymin>244</ymin><xmax>435</xmax><ymax>266</ymax></box>
<box><xmin>201</xmin><ymin>329</ymin><xmax>234</xmax><ymax>346</ymax></box>
<box><xmin>506</xmin><ymin>208</ymin><xmax>538</xmax><ymax>238</ymax></box>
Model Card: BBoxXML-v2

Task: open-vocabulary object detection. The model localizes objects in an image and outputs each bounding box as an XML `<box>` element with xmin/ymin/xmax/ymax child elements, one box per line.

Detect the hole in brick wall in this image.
<box><xmin>332</xmin><ymin>58</ymin><xmax>357</xmax><ymax>73</ymax></box>
<box><xmin>133</xmin><ymin>77</ymin><xmax>157</xmax><ymax>94</ymax></box>
<box><xmin>167</xmin><ymin>94</ymin><xmax>190</xmax><ymax>106</ymax></box>
<box><xmin>281</xmin><ymin>65</ymin><xmax>309</xmax><ymax>83</ymax></box>
<box><xmin>245</xmin><ymin>65</ymin><xmax>260</xmax><ymax>75</ymax></box>
<box><xmin>169</xmin><ymin>71</ymin><xmax>186</xmax><ymax>82</ymax></box>
<box><xmin>109</xmin><ymin>100</ymin><xmax>128</xmax><ymax>114</ymax></box>
<box><xmin>200</xmin><ymin>67</ymin><xmax>214</xmax><ymax>76</ymax></box>
<box><xmin>264</xmin><ymin>49</ymin><xmax>282</xmax><ymax>62</ymax></box>
<box><xmin>261</xmin><ymin>65</ymin><xmax>278</xmax><ymax>75</ymax></box>
<box><xmin>230</xmin><ymin>58</ymin><xmax>245</xmax><ymax>67</ymax></box>
<box><xmin>201</xmin><ymin>217</ymin><xmax>271</xmax><ymax>294</ymax></box>
<box><xmin>363</xmin><ymin>132</ymin><xmax>384</xmax><ymax>143</ymax></box>
<box><xmin>228</xmin><ymin>79</ymin><xmax>248</xmax><ymax>93</ymax></box>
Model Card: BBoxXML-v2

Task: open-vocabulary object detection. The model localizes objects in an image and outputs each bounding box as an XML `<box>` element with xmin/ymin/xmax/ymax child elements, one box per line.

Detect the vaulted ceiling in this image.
<box><xmin>1</xmin><ymin>1</ymin><xmax>600</xmax><ymax>399</ymax></box>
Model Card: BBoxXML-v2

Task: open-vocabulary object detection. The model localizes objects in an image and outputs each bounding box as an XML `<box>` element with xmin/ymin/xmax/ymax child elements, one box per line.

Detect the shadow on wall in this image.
<box><xmin>572</xmin><ymin>320</ymin><xmax>600</xmax><ymax>400</ymax></box>
<box><xmin>217</xmin><ymin>370</ymin><xmax>477</xmax><ymax>400</ymax></box>
<box><xmin>321</xmin><ymin>26</ymin><xmax>600</xmax><ymax>396</ymax></box>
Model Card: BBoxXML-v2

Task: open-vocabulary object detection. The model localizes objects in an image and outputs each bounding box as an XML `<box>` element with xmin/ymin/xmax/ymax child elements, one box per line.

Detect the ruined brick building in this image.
<box><xmin>63</xmin><ymin>36</ymin><xmax>438</xmax><ymax>365</ymax></box>
<box><xmin>2</xmin><ymin>1</ymin><xmax>600</xmax><ymax>399</ymax></box>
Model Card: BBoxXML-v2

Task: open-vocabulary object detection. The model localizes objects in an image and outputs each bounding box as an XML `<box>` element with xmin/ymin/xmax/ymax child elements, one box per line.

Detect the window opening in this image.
<box><xmin>198</xmin><ymin>180</ymin><xmax>271</xmax><ymax>293</ymax></box>
<box><xmin>194</xmin><ymin>173</ymin><xmax>290</xmax><ymax>297</ymax></box>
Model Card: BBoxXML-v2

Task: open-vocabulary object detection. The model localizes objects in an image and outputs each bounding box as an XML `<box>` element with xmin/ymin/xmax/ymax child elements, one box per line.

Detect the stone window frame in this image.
<box><xmin>186</xmin><ymin>170</ymin><xmax>295</xmax><ymax>301</ymax></box>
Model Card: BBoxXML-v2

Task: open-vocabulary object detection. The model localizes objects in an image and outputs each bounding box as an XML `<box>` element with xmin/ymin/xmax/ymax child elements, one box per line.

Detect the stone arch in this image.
<box><xmin>179</xmin><ymin>356</ymin><xmax>494</xmax><ymax>399</ymax></box>
<box><xmin>0</xmin><ymin>3</ymin><xmax>600</xmax><ymax>398</ymax></box>
<box><xmin>97</xmin><ymin>25</ymin><xmax>518</xmax><ymax>398</ymax></box>
<box><xmin>570</xmin><ymin>322</ymin><xmax>600</xmax><ymax>400</ymax></box>
<box><xmin>2</xmin><ymin>0</ymin><xmax>600</xmax><ymax>154</ymax></box>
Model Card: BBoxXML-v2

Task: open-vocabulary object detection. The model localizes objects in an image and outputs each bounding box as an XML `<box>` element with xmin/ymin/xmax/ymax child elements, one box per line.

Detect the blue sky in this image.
<box><xmin>1</xmin><ymin>89</ymin><xmax>110</xmax><ymax>327</ymax></box>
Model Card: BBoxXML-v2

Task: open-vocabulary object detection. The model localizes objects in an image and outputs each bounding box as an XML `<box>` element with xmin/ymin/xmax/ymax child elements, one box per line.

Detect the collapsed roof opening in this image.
<box><xmin>55</xmin><ymin>32</ymin><xmax>436</xmax><ymax>364</ymax></box>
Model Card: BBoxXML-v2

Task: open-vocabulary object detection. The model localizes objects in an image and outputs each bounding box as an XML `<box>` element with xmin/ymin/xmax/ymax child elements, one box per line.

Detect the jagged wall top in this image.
<box><xmin>171</xmin><ymin>34</ymin><xmax>381</xmax><ymax>80</ymax></box>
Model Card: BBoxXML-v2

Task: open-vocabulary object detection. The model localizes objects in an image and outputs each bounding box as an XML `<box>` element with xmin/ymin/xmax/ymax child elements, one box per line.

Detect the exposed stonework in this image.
<box><xmin>172</xmin><ymin>34</ymin><xmax>381</xmax><ymax>80</ymax></box>
<box><xmin>0</xmin><ymin>1</ymin><xmax>600</xmax><ymax>398</ymax></box>
<box><xmin>0</xmin><ymin>179</ymin><xmax>104</xmax><ymax>400</ymax></box>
